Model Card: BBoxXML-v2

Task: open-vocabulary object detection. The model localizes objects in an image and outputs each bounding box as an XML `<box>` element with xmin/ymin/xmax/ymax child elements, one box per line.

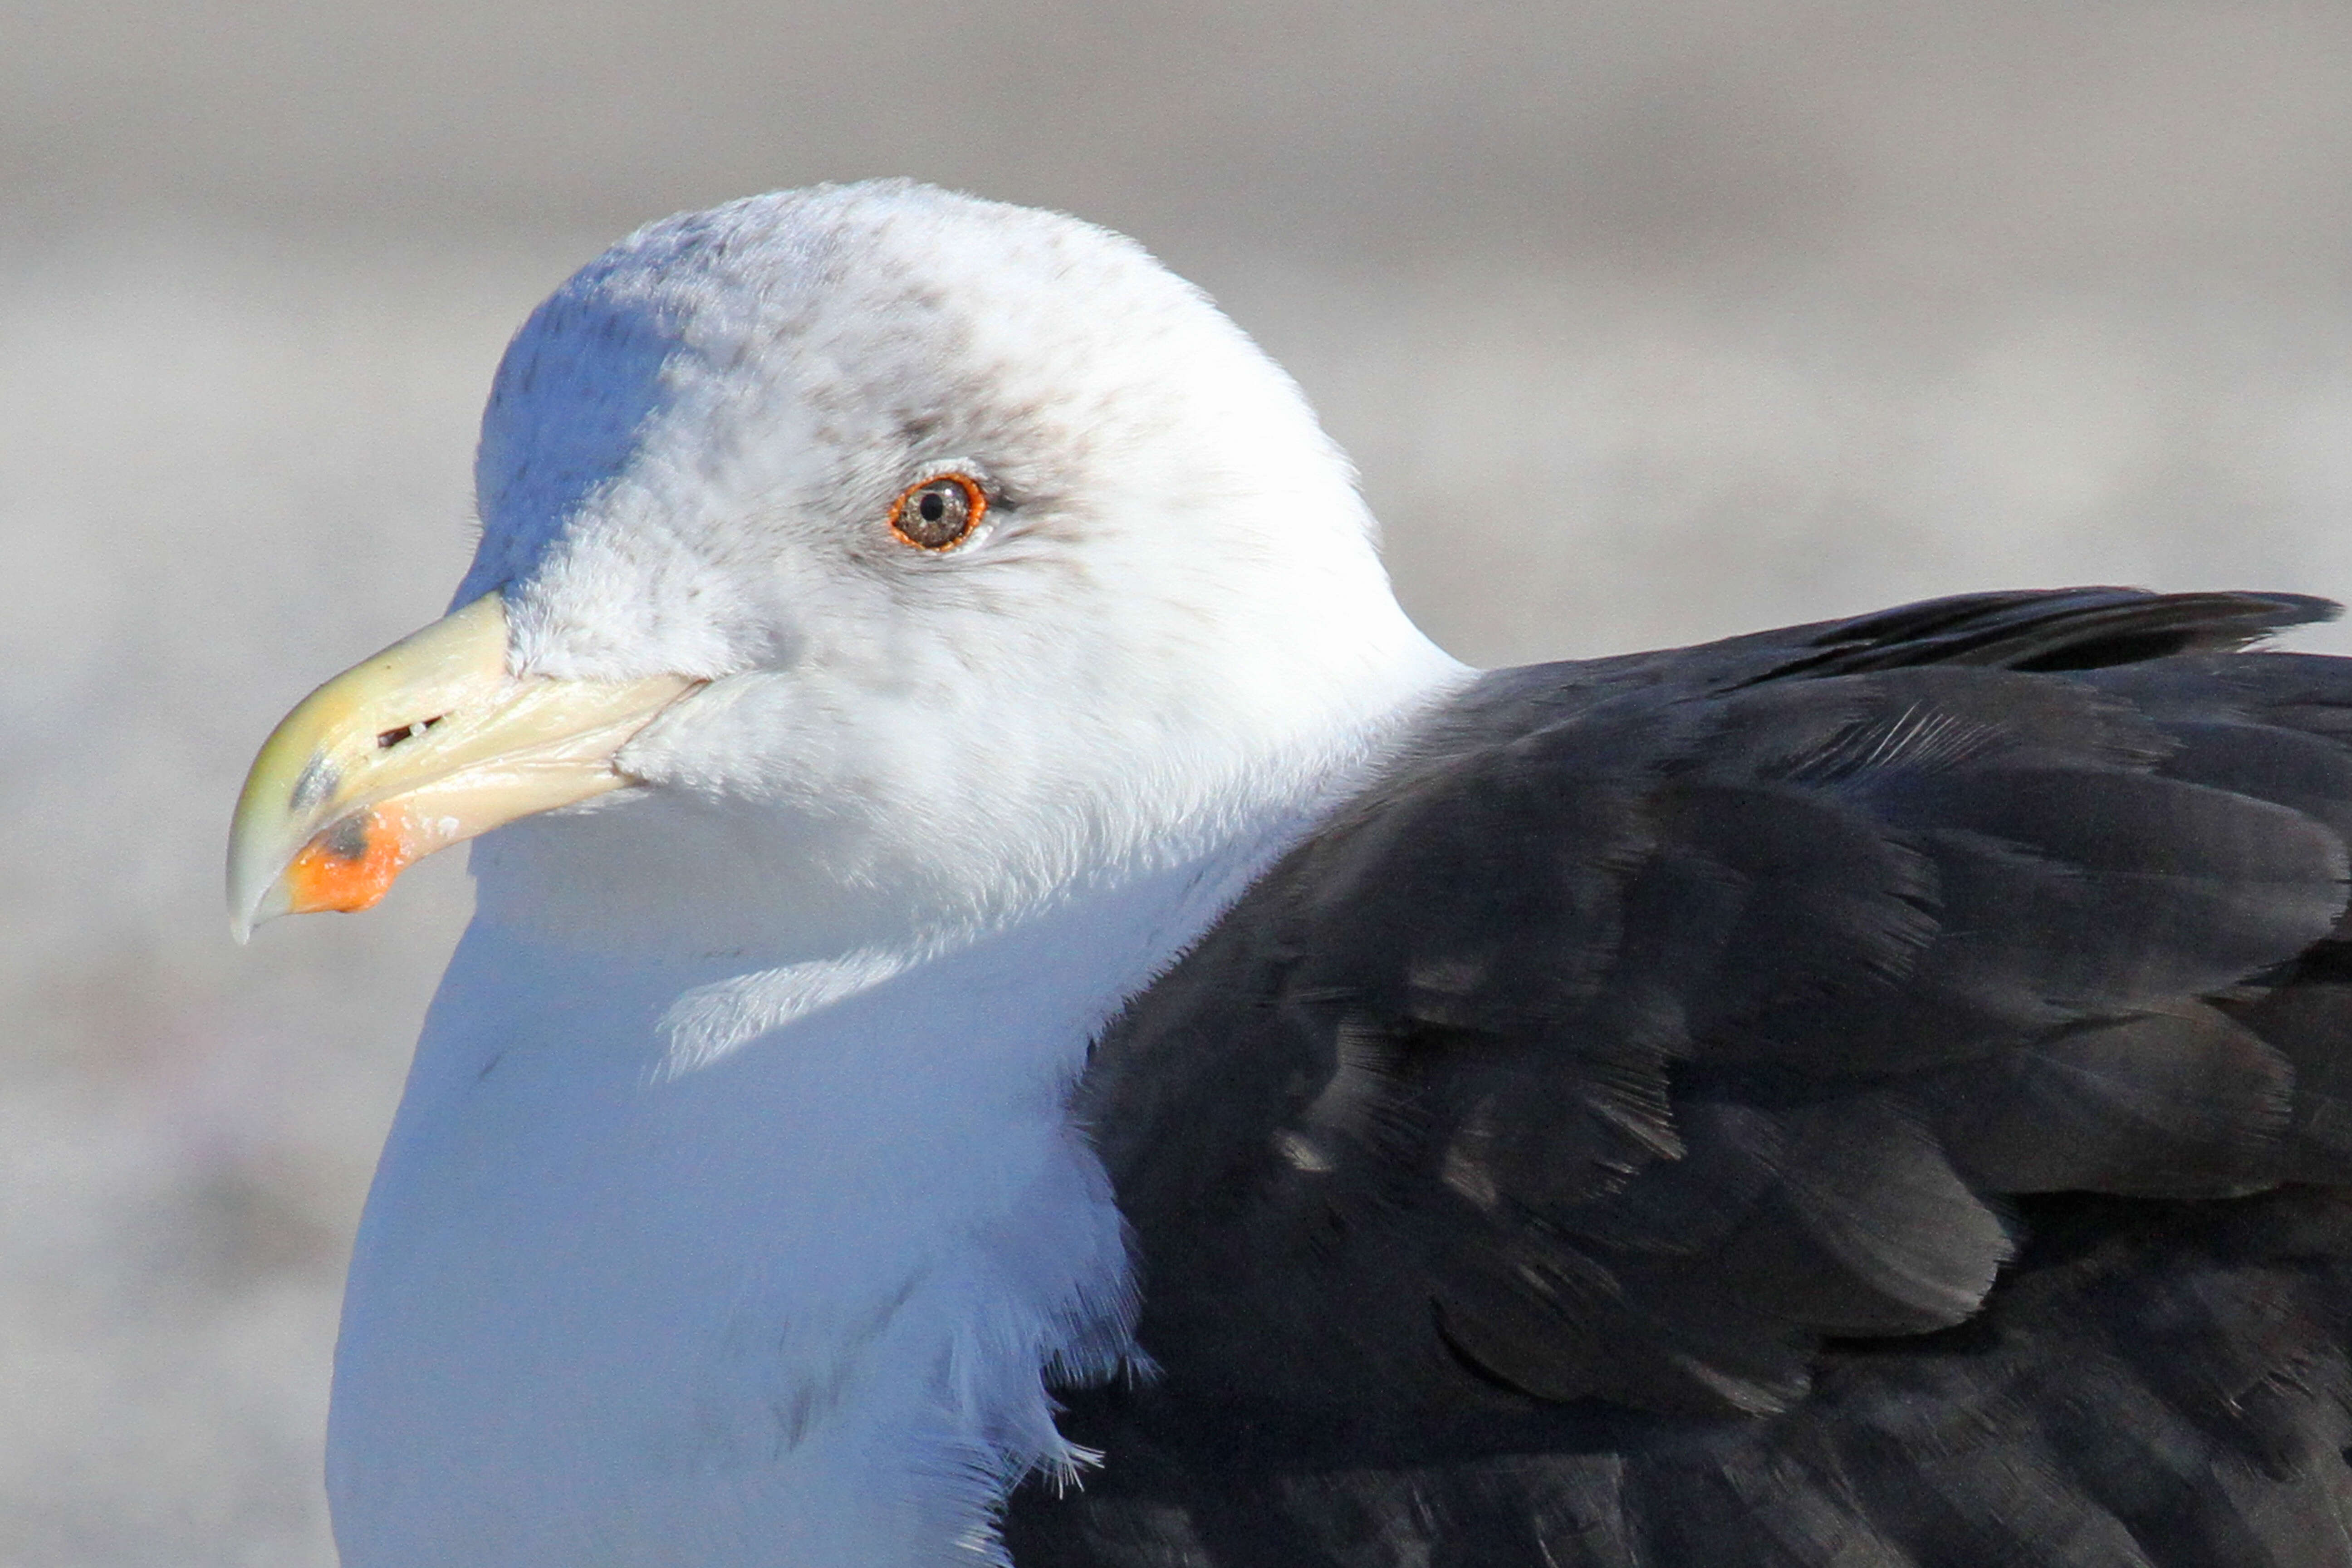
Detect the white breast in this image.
<box><xmin>324</xmin><ymin>843</ymin><xmax>1264</xmax><ymax>1568</ymax></box>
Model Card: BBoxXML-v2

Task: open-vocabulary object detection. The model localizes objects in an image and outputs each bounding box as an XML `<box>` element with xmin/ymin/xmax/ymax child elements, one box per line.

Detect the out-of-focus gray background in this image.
<box><xmin>3</xmin><ymin>1</ymin><xmax>2348</xmax><ymax>1560</ymax></box>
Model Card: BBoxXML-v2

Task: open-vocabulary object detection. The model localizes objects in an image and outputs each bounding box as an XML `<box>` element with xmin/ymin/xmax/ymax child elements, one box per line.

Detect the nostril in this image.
<box><xmin>376</xmin><ymin>715</ymin><xmax>446</xmax><ymax>750</ymax></box>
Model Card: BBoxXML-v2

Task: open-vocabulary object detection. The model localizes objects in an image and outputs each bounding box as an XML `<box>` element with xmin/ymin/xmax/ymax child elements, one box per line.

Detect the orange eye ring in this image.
<box><xmin>887</xmin><ymin>472</ymin><xmax>988</xmax><ymax>552</ymax></box>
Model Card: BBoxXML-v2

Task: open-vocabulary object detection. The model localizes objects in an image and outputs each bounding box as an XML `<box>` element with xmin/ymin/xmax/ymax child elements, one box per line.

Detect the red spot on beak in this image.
<box><xmin>283</xmin><ymin>804</ymin><xmax>418</xmax><ymax>914</ymax></box>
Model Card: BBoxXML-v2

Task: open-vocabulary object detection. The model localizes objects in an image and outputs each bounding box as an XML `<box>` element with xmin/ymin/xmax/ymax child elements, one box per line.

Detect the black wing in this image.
<box><xmin>1006</xmin><ymin>588</ymin><xmax>2352</xmax><ymax>1568</ymax></box>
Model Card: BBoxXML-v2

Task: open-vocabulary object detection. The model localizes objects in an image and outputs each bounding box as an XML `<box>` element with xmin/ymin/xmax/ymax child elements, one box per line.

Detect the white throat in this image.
<box><xmin>318</xmin><ymin>180</ymin><xmax>1479</xmax><ymax>1568</ymax></box>
<box><xmin>321</xmin><ymin>642</ymin><xmax>1460</xmax><ymax>1568</ymax></box>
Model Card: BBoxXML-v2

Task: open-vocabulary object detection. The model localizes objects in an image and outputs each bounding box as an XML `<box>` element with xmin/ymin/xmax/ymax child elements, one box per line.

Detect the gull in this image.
<box><xmin>230</xmin><ymin>180</ymin><xmax>2352</xmax><ymax>1568</ymax></box>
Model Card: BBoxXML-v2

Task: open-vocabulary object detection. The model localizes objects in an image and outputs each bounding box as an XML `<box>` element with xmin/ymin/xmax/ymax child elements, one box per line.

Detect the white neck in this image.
<box><xmin>323</xmin><ymin>650</ymin><xmax>1464</xmax><ymax>1568</ymax></box>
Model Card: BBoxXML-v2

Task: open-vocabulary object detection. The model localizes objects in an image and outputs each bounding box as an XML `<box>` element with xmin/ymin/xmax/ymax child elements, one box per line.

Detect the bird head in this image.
<box><xmin>228</xmin><ymin>182</ymin><xmax>1450</xmax><ymax>957</ymax></box>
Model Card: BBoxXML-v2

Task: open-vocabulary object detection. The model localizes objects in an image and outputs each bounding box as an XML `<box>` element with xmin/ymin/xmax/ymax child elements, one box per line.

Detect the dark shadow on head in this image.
<box><xmin>453</xmin><ymin>269</ymin><xmax>688</xmax><ymax>609</ymax></box>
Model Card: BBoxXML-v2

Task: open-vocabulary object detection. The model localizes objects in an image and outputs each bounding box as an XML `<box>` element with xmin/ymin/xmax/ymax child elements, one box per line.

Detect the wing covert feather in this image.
<box><xmin>1014</xmin><ymin>589</ymin><xmax>2352</xmax><ymax>1568</ymax></box>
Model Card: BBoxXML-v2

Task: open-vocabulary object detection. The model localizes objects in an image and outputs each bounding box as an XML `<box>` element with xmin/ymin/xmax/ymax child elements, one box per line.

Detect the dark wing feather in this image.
<box><xmin>1004</xmin><ymin>588</ymin><xmax>2352</xmax><ymax>1568</ymax></box>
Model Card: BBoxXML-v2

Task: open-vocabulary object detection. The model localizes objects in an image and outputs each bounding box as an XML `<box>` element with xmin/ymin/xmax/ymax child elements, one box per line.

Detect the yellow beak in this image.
<box><xmin>226</xmin><ymin>593</ymin><xmax>698</xmax><ymax>941</ymax></box>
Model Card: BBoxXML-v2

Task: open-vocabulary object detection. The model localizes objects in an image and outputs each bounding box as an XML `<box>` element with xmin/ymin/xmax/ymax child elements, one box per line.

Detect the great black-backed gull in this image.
<box><xmin>230</xmin><ymin>181</ymin><xmax>2352</xmax><ymax>1568</ymax></box>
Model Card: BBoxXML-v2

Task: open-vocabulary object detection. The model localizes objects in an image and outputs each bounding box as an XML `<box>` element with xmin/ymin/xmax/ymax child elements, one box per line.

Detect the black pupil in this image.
<box><xmin>903</xmin><ymin>480</ymin><xmax>970</xmax><ymax>546</ymax></box>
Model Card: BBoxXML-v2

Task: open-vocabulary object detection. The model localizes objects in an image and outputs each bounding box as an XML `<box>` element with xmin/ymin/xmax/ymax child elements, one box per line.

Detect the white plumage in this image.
<box><xmin>323</xmin><ymin>182</ymin><xmax>1463</xmax><ymax>1565</ymax></box>
<box><xmin>230</xmin><ymin>178</ymin><xmax>2352</xmax><ymax>1568</ymax></box>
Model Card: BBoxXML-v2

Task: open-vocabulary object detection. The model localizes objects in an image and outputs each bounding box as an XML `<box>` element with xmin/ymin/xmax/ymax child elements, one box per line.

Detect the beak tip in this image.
<box><xmin>226</xmin><ymin>886</ymin><xmax>262</xmax><ymax>943</ymax></box>
<box><xmin>226</xmin><ymin>859</ymin><xmax>292</xmax><ymax>946</ymax></box>
<box><xmin>226</xmin><ymin>873</ymin><xmax>255</xmax><ymax>946</ymax></box>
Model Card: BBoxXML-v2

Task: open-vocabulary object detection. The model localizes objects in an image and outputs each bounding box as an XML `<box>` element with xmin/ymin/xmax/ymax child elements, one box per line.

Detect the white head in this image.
<box><xmin>232</xmin><ymin>181</ymin><xmax>1457</xmax><ymax>963</ymax></box>
<box><xmin>234</xmin><ymin>185</ymin><xmax>1465</xmax><ymax>1563</ymax></box>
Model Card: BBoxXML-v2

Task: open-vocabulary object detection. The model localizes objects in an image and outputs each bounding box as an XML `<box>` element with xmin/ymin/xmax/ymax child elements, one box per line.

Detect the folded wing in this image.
<box><xmin>1010</xmin><ymin>588</ymin><xmax>2352</xmax><ymax>1568</ymax></box>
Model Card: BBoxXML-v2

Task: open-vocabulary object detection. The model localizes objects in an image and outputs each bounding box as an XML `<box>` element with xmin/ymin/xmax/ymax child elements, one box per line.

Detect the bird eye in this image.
<box><xmin>888</xmin><ymin>473</ymin><xmax>986</xmax><ymax>551</ymax></box>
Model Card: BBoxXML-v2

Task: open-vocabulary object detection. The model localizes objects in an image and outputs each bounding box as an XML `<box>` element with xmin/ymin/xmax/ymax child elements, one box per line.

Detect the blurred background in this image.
<box><xmin>3</xmin><ymin>1</ymin><xmax>2350</xmax><ymax>1560</ymax></box>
